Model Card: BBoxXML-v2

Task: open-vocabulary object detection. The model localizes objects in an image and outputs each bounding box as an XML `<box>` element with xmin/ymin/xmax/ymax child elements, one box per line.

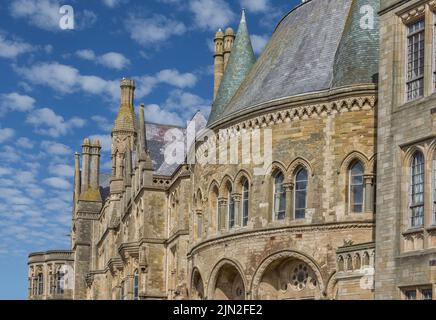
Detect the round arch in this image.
<box><xmin>250</xmin><ymin>250</ymin><xmax>325</xmax><ymax>300</ymax></box>
<box><xmin>207</xmin><ymin>258</ymin><xmax>247</xmax><ymax>300</ymax></box>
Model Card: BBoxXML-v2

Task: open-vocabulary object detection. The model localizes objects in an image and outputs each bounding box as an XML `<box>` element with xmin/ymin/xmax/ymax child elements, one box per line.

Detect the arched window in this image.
<box><xmin>37</xmin><ymin>273</ymin><xmax>44</xmax><ymax>295</ymax></box>
<box><xmin>349</xmin><ymin>161</ymin><xmax>364</xmax><ymax>213</ymax></box>
<box><xmin>338</xmin><ymin>256</ymin><xmax>344</xmax><ymax>272</ymax></box>
<box><xmin>56</xmin><ymin>271</ymin><xmax>65</xmax><ymax>294</ymax></box>
<box><xmin>134</xmin><ymin>270</ymin><xmax>139</xmax><ymax>300</ymax></box>
<box><xmin>411</xmin><ymin>152</ymin><xmax>424</xmax><ymax>227</ymax></box>
<box><xmin>273</xmin><ymin>172</ymin><xmax>286</xmax><ymax>220</ymax></box>
<box><xmin>242</xmin><ymin>180</ymin><xmax>249</xmax><ymax>227</ymax></box>
<box><xmin>294</xmin><ymin>168</ymin><xmax>308</xmax><ymax>219</ymax></box>
<box><xmin>228</xmin><ymin>184</ymin><xmax>235</xmax><ymax>229</ymax></box>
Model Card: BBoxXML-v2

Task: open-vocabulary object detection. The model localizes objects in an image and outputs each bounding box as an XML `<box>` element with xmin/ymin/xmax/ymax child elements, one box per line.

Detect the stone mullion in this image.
<box><xmin>364</xmin><ymin>175</ymin><xmax>375</xmax><ymax>214</ymax></box>
<box><xmin>218</xmin><ymin>197</ymin><xmax>228</xmax><ymax>231</ymax></box>
<box><xmin>284</xmin><ymin>183</ymin><xmax>294</xmax><ymax>222</ymax></box>
<box><xmin>232</xmin><ymin>193</ymin><xmax>242</xmax><ymax>227</ymax></box>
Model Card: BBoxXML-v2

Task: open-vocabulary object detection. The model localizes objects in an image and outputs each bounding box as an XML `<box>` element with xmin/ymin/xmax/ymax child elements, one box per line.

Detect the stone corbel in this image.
<box><xmin>400</xmin><ymin>4</ymin><xmax>426</xmax><ymax>24</ymax></box>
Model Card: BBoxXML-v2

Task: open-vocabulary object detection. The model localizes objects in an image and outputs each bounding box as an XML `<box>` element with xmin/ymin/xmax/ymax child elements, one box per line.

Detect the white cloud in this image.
<box><xmin>125</xmin><ymin>14</ymin><xmax>186</xmax><ymax>47</ymax></box>
<box><xmin>157</xmin><ymin>69</ymin><xmax>197</xmax><ymax>88</ymax></box>
<box><xmin>41</xmin><ymin>141</ymin><xmax>72</xmax><ymax>155</ymax></box>
<box><xmin>164</xmin><ymin>89</ymin><xmax>210</xmax><ymax>119</ymax></box>
<box><xmin>90</xmin><ymin>135</ymin><xmax>112</xmax><ymax>153</ymax></box>
<box><xmin>0</xmin><ymin>92</ymin><xmax>35</xmax><ymax>115</ymax></box>
<box><xmin>76</xmin><ymin>50</ymin><xmax>131</xmax><ymax>70</ymax></box>
<box><xmin>9</xmin><ymin>0</ymin><xmax>97</xmax><ymax>31</ymax></box>
<box><xmin>91</xmin><ymin>115</ymin><xmax>112</xmax><ymax>132</ymax></box>
<box><xmin>26</xmin><ymin>108</ymin><xmax>86</xmax><ymax>137</ymax></box>
<box><xmin>101</xmin><ymin>0</ymin><xmax>123</xmax><ymax>8</ymax></box>
<box><xmin>189</xmin><ymin>0</ymin><xmax>235</xmax><ymax>30</ymax></box>
<box><xmin>16</xmin><ymin>137</ymin><xmax>34</xmax><ymax>149</ymax></box>
<box><xmin>43</xmin><ymin>177</ymin><xmax>72</xmax><ymax>189</ymax></box>
<box><xmin>251</xmin><ymin>34</ymin><xmax>269</xmax><ymax>55</ymax></box>
<box><xmin>143</xmin><ymin>104</ymin><xmax>184</xmax><ymax>126</ymax></box>
<box><xmin>240</xmin><ymin>0</ymin><xmax>270</xmax><ymax>13</ymax></box>
<box><xmin>9</xmin><ymin>0</ymin><xmax>60</xmax><ymax>31</ymax></box>
<box><xmin>0</xmin><ymin>33</ymin><xmax>34</xmax><ymax>59</ymax></box>
<box><xmin>49</xmin><ymin>164</ymin><xmax>74</xmax><ymax>177</ymax></box>
<box><xmin>0</xmin><ymin>128</ymin><xmax>15</xmax><ymax>143</ymax></box>
<box><xmin>15</xmin><ymin>62</ymin><xmax>197</xmax><ymax>101</ymax></box>
<box><xmin>75</xmin><ymin>49</ymin><xmax>95</xmax><ymax>60</ymax></box>
<box><xmin>0</xmin><ymin>167</ymin><xmax>11</xmax><ymax>176</ymax></box>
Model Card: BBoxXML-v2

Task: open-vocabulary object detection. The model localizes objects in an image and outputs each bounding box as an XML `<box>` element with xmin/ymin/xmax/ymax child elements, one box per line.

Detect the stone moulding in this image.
<box><xmin>197</xmin><ymin>91</ymin><xmax>377</xmax><ymax>157</ymax></box>
<box><xmin>187</xmin><ymin>221</ymin><xmax>374</xmax><ymax>257</ymax></box>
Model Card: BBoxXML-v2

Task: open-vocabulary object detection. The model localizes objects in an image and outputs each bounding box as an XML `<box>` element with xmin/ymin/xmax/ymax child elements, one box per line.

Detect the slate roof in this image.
<box><xmin>208</xmin><ymin>0</ymin><xmax>380</xmax><ymax>127</ymax></box>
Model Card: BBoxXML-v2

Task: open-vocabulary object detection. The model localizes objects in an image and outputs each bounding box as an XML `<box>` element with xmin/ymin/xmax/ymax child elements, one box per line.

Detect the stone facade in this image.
<box><xmin>26</xmin><ymin>0</ymin><xmax>434</xmax><ymax>300</ymax></box>
<box><xmin>376</xmin><ymin>0</ymin><xmax>436</xmax><ymax>300</ymax></box>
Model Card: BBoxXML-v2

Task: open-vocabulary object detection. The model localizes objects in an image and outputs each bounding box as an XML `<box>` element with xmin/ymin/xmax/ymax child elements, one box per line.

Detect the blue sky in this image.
<box><xmin>0</xmin><ymin>0</ymin><xmax>300</xmax><ymax>299</ymax></box>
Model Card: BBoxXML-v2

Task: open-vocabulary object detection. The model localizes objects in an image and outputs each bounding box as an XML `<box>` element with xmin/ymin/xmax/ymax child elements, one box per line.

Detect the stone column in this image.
<box><xmin>218</xmin><ymin>197</ymin><xmax>228</xmax><ymax>231</ymax></box>
<box><xmin>364</xmin><ymin>175</ymin><xmax>375</xmax><ymax>213</ymax></box>
<box><xmin>232</xmin><ymin>193</ymin><xmax>242</xmax><ymax>227</ymax></box>
<box><xmin>284</xmin><ymin>183</ymin><xmax>294</xmax><ymax>221</ymax></box>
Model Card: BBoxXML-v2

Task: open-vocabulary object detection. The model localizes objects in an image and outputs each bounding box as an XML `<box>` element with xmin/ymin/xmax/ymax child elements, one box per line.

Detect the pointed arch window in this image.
<box><xmin>37</xmin><ymin>273</ymin><xmax>44</xmax><ymax>295</ymax></box>
<box><xmin>349</xmin><ymin>161</ymin><xmax>364</xmax><ymax>213</ymax></box>
<box><xmin>242</xmin><ymin>180</ymin><xmax>249</xmax><ymax>227</ymax></box>
<box><xmin>273</xmin><ymin>172</ymin><xmax>286</xmax><ymax>220</ymax></box>
<box><xmin>410</xmin><ymin>152</ymin><xmax>424</xmax><ymax>227</ymax></box>
<box><xmin>294</xmin><ymin>168</ymin><xmax>308</xmax><ymax>219</ymax></box>
<box><xmin>56</xmin><ymin>271</ymin><xmax>65</xmax><ymax>294</ymax></box>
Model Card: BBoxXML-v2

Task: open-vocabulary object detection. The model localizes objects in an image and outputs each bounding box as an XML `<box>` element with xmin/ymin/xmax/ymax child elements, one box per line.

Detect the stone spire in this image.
<box><xmin>111</xmin><ymin>78</ymin><xmax>138</xmax><ymax>194</ymax></box>
<box><xmin>208</xmin><ymin>9</ymin><xmax>256</xmax><ymax>126</ymax></box>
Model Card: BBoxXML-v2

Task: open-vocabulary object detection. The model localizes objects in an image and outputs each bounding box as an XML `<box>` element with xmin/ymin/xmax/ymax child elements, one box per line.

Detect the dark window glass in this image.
<box><xmin>411</xmin><ymin>152</ymin><xmax>424</xmax><ymax>227</ymax></box>
<box><xmin>295</xmin><ymin>168</ymin><xmax>308</xmax><ymax>219</ymax></box>
<box><xmin>350</xmin><ymin>162</ymin><xmax>364</xmax><ymax>213</ymax></box>
<box><xmin>242</xmin><ymin>181</ymin><xmax>249</xmax><ymax>227</ymax></box>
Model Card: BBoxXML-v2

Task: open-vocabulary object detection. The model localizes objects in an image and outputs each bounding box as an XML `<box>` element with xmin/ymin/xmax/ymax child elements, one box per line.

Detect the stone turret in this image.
<box><xmin>223</xmin><ymin>27</ymin><xmax>235</xmax><ymax>70</ymax></box>
<box><xmin>214</xmin><ymin>29</ymin><xmax>224</xmax><ymax>100</ymax></box>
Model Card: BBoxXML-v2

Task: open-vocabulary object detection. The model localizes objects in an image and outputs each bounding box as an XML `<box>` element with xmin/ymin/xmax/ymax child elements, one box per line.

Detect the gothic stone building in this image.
<box><xmin>27</xmin><ymin>0</ymin><xmax>435</xmax><ymax>300</ymax></box>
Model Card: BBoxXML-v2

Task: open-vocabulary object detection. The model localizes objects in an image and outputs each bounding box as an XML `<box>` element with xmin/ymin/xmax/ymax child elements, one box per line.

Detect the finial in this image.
<box><xmin>241</xmin><ymin>8</ymin><xmax>246</xmax><ymax>23</ymax></box>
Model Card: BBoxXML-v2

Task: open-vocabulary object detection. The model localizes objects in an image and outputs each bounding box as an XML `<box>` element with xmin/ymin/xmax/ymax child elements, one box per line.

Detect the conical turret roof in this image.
<box><xmin>208</xmin><ymin>10</ymin><xmax>256</xmax><ymax>126</ymax></box>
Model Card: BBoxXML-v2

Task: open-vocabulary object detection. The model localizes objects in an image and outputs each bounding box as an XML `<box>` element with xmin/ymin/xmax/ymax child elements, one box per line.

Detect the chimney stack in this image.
<box><xmin>90</xmin><ymin>139</ymin><xmax>101</xmax><ymax>191</ymax></box>
<box><xmin>214</xmin><ymin>29</ymin><xmax>224</xmax><ymax>100</ymax></box>
<box><xmin>81</xmin><ymin>138</ymin><xmax>91</xmax><ymax>193</ymax></box>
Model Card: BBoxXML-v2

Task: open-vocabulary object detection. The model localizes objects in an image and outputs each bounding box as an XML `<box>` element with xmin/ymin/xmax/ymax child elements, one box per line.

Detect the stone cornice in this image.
<box><xmin>188</xmin><ymin>221</ymin><xmax>375</xmax><ymax>257</ymax></box>
<box><xmin>207</xmin><ymin>84</ymin><xmax>376</xmax><ymax>130</ymax></box>
<box><xmin>198</xmin><ymin>88</ymin><xmax>377</xmax><ymax>156</ymax></box>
